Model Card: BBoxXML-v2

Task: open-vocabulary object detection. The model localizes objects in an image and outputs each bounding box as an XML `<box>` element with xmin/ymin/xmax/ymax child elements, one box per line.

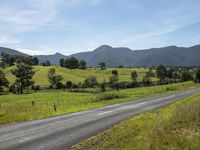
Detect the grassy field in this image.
<box><xmin>4</xmin><ymin>66</ymin><xmax>156</xmax><ymax>88</ymax></box>
<box><xmin>70</xmin><ymin>92</ymin><xmax>200</xmax><ymax>150</ymax></box>
<box><xmin>0</xmin><ymin>82</ymin><xmax>199</xmax><ymax>125</ymax></box>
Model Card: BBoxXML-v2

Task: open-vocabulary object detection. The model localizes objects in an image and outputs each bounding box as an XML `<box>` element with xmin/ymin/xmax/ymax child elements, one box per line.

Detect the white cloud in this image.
<box><xmin>0</xmin><ymin>0</ymin><xmax>59</xmax><ymax>31</ymax></box>
<box><xmin>0</xmin><ymin>35</ymin><xmax>21</xmax><ymax>44</ymax></box>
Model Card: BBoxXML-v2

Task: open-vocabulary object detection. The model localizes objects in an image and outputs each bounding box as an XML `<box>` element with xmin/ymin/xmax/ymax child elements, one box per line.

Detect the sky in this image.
<box><xmin>0</xmin><ymin>0</ymin><xmax>200</xmax><ymax>55</ymax></box>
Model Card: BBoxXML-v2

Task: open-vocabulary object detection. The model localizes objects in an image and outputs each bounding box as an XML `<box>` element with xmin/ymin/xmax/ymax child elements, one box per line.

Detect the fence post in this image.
<box><xmin>32</xmin><ymin>101</ymin><xmax>35</xmax><ymax>107</ymax></box>
<box><xmin>54</xmin><ymin>102</ymin><xmax>57</xmax><ymax>112</ymax></box>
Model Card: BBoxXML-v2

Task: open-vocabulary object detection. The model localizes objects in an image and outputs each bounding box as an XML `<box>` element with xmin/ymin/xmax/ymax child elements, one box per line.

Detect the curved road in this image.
<box><xmin>0</xmin><ymin>88</ymin><xmax>200</xmax><ymax>150</ymax></box>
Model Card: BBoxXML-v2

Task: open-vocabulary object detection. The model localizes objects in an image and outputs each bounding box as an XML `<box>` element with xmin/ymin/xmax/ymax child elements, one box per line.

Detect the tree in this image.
<box><xmin>99</xmin><ymin>62</ymin><xmax>106</xmax><ymax>70</ymax></box>
<box><xmin>118</xmin><ymin>65</ymin><xmax>123</xmax><ymax>68</ymax></box>
<box><xmin>100</xmin><ymin>80</ymin><xmax>106</xmax><ymax>92</ymax></box>
<box><xmin>146</xmin><ymin>68</ymin><xmax>155</xmax><ymax>77</ymax></box>
<box><xmin>131</xmin><ymin>71</ymin><xmax>137</xmax><ymax>83</ymax></box>
<box><xmin>41</xmin><ymin>60</ymin><xmax>51</xmax><ymax>66</ymax></box>
<box><xmin>194</xmin><ymin>67</ymin><xmax>200</xmax><ymax>83</ymax></box>
<box><xmin>48</xmin><ymin>68</ymin><xmax>63</xmax><ymax>89</ymax></box>
<box><xmin>112</xmin><ymin>70</ymin><xmax>118</xmax><ymax>75</ymax></box>
<box><xmin>109</xmin><ymin>72</ymin><xmax>119</xmax><ymax>90</ymax></box>
<box><xmin>11</xmin><ymin>63</ymin><xmax>35</xmax><ymax>94</ymax></box>
<box><xmin>59</xmin><ymin>58</ymin><xmax>65</xmax><ymax>67</ymax></box>
<box><xmin>32</xmin><ymin>57</ymin><xmax>39</xmax><ymax>66</ymax></box>
<box><xmin>142</xmin><ymin>73</ymin><xmax>152</xmax><ymax>86</ymax></box>
<box><xmin>66</xmin><ymin>81</ymin><xmax>73</xmax><ymax>89</ymax></box>
<box><xmin>79</xmin><ymin>60</ymin><xmax>87</xmax><ymax>69</ymax></box>
<box><xmin>84</xmin><ymin>76</ymin><xmax>98</xmax><ymax>88</ymax></box>
<box><xmin>0</xmin><ymin>69</ymin><xmax>9</xmax><ymax>91</ymax></box>
<box><xmin>65</xmin><ymin>57</ymin><xmax>79</xmax><ymax>69</ymax></box>
<box><xmin>1</xmin><ymin>52</ymin><xmax>15</xmax><ymax>67</ymax></box>
<box><xmin>181</xmin><ymin>71</ymin><xmax>193</xmax><ymax>82</ymax></box>
<box><xmin>156</xmin><ymin>65</ymin><xmax>167</xmax><ymax>84</ymax></box>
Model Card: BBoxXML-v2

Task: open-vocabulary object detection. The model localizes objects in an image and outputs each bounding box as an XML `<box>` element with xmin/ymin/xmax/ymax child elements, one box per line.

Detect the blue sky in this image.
<box><xmin>0</xmin><ymin>0</ymin><xmax>200</xmax><ymax>55</ymax></box>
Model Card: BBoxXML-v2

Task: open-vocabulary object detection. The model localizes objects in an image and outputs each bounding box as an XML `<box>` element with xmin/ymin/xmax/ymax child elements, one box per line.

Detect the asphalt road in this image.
<box><xmin>0</xmin><ymin>88</ymin><xmax>200</xmax><ymax>150</ymax></box>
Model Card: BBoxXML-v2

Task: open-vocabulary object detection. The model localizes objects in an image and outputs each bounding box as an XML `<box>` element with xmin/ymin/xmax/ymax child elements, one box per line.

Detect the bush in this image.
<box><xmin>93</xmin><ymin>92</ymin><xmax>127</xmax><ymax>102</ymax></box>
<box><xmin>165</xmin><ymin>86</ymin><xmax>178</xmax><ymax>91</ymax></box>
<box><xmin>66</xmin><ymin>81</ymin><xmax>73</xmax><ymax>89</ymax></box>
<box><xmin>31</xmin><ymin>85</ymin><xmax>40</xmax><ymax>91</ymax></box>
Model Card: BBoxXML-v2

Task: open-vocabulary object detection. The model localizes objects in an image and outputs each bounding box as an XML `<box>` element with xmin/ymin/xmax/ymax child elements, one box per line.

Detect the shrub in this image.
<box><xmin>31</xmin><ymin>85</ymin><xmax>40</xmax><ymax>91</ymax></box>
<box><xmin>93</xmin><ymin>92</ymin><xmax>127</xmax><ymax>102</ymax></box>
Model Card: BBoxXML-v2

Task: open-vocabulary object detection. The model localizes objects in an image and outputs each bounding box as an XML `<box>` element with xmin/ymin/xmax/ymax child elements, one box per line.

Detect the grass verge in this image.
<box><xmin>69</xmin><ymin>92</ymin><xmax>200</xmax><ymax>150</ymax></box>
<box><xmin>0</xmin><ymin>82</ymin><xmax>199</xmax><ymax>125</ymax></box>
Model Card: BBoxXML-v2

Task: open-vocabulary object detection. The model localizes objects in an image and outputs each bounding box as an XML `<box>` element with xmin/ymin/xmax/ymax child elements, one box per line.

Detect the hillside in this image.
<box><xmin>72</xmin><ymin>44</ymin><xmax>200</xmax><ymax>67</ymax></box>
<box><xmin>35</xmin><ymin>53</ymin><xmax>67</xmax><ymax>65</ymax></box>
<box><xmin>1</xmin><ymin>44</ymin><xmax>200</xmax><ymax>67</ymax></box>
<box><xmin>0</xmin><ymin>47</ymin><xmax>28</xmax><ymax>56</ymax></box>
<box><xmin>5</xmin><ymin>66</ymin><xmax>151</xmax><ymax>87</ymax></box>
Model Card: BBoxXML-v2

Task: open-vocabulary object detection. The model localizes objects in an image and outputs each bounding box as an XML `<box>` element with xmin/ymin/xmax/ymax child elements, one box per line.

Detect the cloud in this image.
<box><xmin>0</xmin><ymin>0</ymin><xmax>59</xmax><ymax>31</ymax></box>
<box><xmin>0</xmin><ymin>35</ymin><xmax>21</xmax><ymax>44</ymax></box>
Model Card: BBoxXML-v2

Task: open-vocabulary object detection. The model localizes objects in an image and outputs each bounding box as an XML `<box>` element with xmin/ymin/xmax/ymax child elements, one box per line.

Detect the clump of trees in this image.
<box><xmin>156</xmin><ymin>65</ymin><xmax>193</xmax><ymax>84</ymax></box>
<box><xmin>194</xmin><ymin>67</ymin><xmax>200</xmax><ymax>83</ymax></box>
<box><xmin>59</xmin><ymin>57</ymin><xmax>87</xmax><ymax>69</ymax></box>
<box><xmin>131</xmin><ymin>71</ymin><xmax>137</xmax><ymax>87</ymax></box>
<box><xmin>0</xmin><ymin>69</ymin><xmax>9</xmax><ymax>92</ymax></box>
<box><xmin>99</xmin><ymin>62</ymin><xmax>106</xmax><ymax>70</ymax></box>
<box><xmin>41</xmin><ymin>60</ymin><xmax>51</xmax><ymax>66</ymax></box>
<box><xmin>84</xmin><ymin>76</ymin><xmax>98</xmax><ymax>88</ymax></box>
<box><xmin>0</xmin><ymin>52</ymin><xmax>39</xmax><ymax>68</ymax></box>
<box><xmin>48</xmin><ymin>68</ymin><xmax>63</xmax><ymax>89</ymax></box>
<box><xmin>109</xmin><ymin>70</ymin><xmax>119</xmax><ymax>90</ymax></box>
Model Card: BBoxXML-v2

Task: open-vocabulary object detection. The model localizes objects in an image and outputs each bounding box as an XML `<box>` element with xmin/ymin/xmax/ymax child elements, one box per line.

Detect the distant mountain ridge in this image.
<box><xmin>1</xmin><ymin>44</ymin><xmax>200</xmax><ymax>67</ymax></box>
<box><xmin>71</xmin><ymin>44</ymin><xmax>200</xmax><ymax>67</ymax></box>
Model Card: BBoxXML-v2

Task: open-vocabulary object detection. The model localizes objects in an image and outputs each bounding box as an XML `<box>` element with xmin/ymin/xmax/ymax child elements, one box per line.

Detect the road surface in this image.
<box><xmin>0</xmin><ymin>88</ymin><xmax>200</xmax><ymax>150</ymax></box>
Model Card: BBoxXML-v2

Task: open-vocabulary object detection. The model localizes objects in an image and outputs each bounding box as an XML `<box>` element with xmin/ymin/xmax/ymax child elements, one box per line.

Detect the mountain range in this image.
<box><xmin>1</xmin><ymin>44</ymin><xmax>200</xmax><ymax>67</ymax></box>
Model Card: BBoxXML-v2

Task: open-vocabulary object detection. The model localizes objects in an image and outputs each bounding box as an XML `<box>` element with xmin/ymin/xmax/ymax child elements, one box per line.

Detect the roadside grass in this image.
<box><xmin>0</xmin><ymin>82</ymin><xmax>199</xmax><ymax>125</ymax></box>
<box><xmin>69</xmin><ymin>92</ymin><xmax>200</xmax><ymax>150</ymax></box>
<box><xmin>4</xmin><ymin>66</ymin><xmax>156</xmax><ymax>87</ymax></box>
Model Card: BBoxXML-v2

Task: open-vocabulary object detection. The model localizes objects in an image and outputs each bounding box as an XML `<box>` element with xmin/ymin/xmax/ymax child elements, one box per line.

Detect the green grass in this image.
<box><xmin>0</xmin><ymin>82</ymin><xmax>199</xmax><ymax>125</ymax></box>
<box><xmin>69</xmin><ymin>91</ymin><xmax>200</xmax><ymax>150</ymax></box>
<box><xmin>4</xmin><ymin>66</ymin><xmax>156</xmax><ymax>88</ymax></box>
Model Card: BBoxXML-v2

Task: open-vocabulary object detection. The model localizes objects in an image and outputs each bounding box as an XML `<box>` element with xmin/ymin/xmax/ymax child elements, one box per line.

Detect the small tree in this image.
<box><xmin>109</xmin><ymin>73</ymin><xmax>119</xmax><ymax>90</ymax></box>
<box><xmin>0</xmin><ymin>69</ymin><xmax>9</xmax><ymax>91</ymax></box>
<box><xmin>84</xmin><ymin>76</ymin><xmax>98</xmax><ymax>88</ymax></box>
<box><xmin>194</xmin><ymin>67</ymin><xmax>200</xmax><ymax>83</ymax></box>
<box><xmin>41</xmin><ymin>60</ymin><xmax>51</xmax><ymax>66</ymax></box>
<box><xmin>142</xmin><ymin>74</ymin><xmax>152</xmax><ymax>86</ymax></box>
<box><xmin>59</xmin><ymin>58</ymin><xmax>65</xmax><ymax>67</ymax></box>
<box><xmin>48</xmin><ymin>68</ymin><xmax>63</xmax><ymax>89</ymax></box>
<box><xmin>156</xmin><ymin>65</ymin><xmax>167</xmax><ymax>84</ymax></box>
<box><xmin>79</xmin><ymin>60</ymin><xmax>87</xmax><ymax>69</ymax></box>
<box><xmin>11</xmin><ymin>63</ymin><xmax>35</xmax><ymax>94</ymax></box>
<box><xmin>66</xmin><ymin>81</ymin><xmax>73</xmax><ymax>89</ymax></box>
<box><xmin>112</xmin><ymin>70</ymin><xmax>118</xmax><ymax>75</ymax></box>
<box><xmin>181</xmin><ymin>71</ymin><xmax>193</xmax><ymax>82</ymax></box>
<box><xmin>99</xmin><ymin>62</ymin><xmax>106</xmax><ymax>70</ymax></box>
<box><xmin>100</xmin><ymin>80</ymin><xmax>106</xmax><ymax>92</ymax></box>
<box><xmin>32</xmin><ymin>57</ymin><xmax>39</xmax><ymax>66</ymax></box>
<box><xmin>131</xmin><ymin>71</ymin><xmax>137</xmax><ymax>83</ymax></box>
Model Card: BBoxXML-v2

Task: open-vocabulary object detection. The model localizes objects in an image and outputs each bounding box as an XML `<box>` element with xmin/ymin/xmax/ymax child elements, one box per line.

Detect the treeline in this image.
<box><xmin>0</xmin><ymin>52</ymin><xmax>39</xmax><ymax>67</ymax></box>
<box><xmin>45</xmin><ymin>65</ymin><xmax>200</xmax><ymax>92</ymax></box>
<box><xmin>59</xmin><ymin>57</ymin><xmax>87</xmax><ymax>69</ymax></box>
<box><xmin>1</xmin><ymin>52</ymin><xmax>200</xmax><ymax>94</ymax></box>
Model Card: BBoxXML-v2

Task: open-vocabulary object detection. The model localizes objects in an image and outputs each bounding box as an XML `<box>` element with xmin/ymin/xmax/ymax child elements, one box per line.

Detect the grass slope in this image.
<box><xmin>4</xmin><ymin>66</ymin><xmax>156</xmax><ymax>87</ymax></box>
<box><xmin>0</xmin><ymin>82</ymin><xmax>198</xmax><ymax>125</ymax></box>
<box><xmin>70</xmin><ymin>92</ymin><xmax>200</xmax><ymax>150</ymax></box>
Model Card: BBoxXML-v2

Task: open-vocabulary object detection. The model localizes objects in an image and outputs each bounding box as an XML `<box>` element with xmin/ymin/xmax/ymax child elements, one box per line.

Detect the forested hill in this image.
<box><xmin>1</xmin><ymin>44</ymin><xmax>200</xmax><ymax>67</ymax></box>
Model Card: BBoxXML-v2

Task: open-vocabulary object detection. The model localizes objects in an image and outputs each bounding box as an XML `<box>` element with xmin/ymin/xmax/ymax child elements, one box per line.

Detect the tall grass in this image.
<box><xmin>0</xmin><ymin>82</ymin><xmax>199</xmax><ymax>125</ymax></box>
<box><xmin>69</xmin><ymin>92</ymin><xmax>200</xmax><ymax>150</ymax></box>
